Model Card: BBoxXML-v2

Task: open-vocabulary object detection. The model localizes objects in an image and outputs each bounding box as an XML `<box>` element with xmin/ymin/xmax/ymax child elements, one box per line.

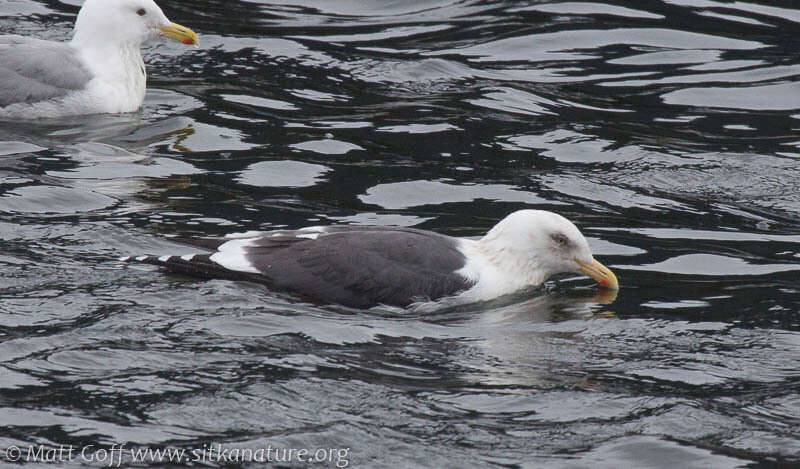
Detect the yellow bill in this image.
<box><xmin>159</xmin><ymin>22</ymin><xmax>199</xmax><ymax>46</ymax></box>
<box><xmin>576</xmin><ymin>258</ymin><xmax>619</xmax><ymax>290</ymax></box>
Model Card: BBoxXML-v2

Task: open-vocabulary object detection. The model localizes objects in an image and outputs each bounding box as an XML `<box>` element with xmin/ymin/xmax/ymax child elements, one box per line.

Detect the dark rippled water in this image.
<box><xmin>2</xmin><ymin>1</ymin><xmax>800</xmax><ymax>467</ymax></box>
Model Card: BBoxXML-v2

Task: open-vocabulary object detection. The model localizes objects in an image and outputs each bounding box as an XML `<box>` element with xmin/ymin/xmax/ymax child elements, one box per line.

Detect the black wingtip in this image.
<box><xmin>121</xmin><ymin>252</ymin><xmax>265</xmax><ymax>285</ymax></box>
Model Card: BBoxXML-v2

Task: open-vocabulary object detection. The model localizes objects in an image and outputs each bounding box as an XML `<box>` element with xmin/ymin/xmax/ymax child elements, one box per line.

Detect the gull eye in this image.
<box><xmin>136</xmin><ymin>8</ymin><xmax>146</xmax><ymax>16</ymax></box>
<box><xmin>551</xmin><ymin>233</ymin><xmax>569</xmax><ymax>247</ymax></box>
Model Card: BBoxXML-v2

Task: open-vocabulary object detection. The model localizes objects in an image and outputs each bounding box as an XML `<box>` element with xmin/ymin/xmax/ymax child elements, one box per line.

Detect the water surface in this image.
<box><xmin>2</xmin><ymin>0</ymin><xmax>800</xmax><ymax>467</ymax></box>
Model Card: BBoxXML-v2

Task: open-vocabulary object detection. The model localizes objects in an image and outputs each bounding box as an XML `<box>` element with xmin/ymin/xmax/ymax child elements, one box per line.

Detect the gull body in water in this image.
<box><xmin>123</xmin><ymin>210</ymin><xmax>619</xmax><ymax>309</ymax></box>
<box><xmin>0</xmin><ymin>0</ymin><xmax>198</xmax><ymax>119</ymax></box>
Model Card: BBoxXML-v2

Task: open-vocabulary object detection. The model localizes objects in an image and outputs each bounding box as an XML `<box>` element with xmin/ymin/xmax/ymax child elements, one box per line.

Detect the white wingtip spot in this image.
<box><xmin>119</xmin><ymin>256</ymin><xmax>131</xmax><ymax>262</ymax></box>
<box><xmin>180</xmin><ymin>253</ymin><xmax>196</xmax><ymax>261</ymax></box>
<box><xmin>135</xmin><ymin>256</ymin><xmax>149</xmax><ymax>261</ymax></box>
<box><xmin>157</xmin><ymin>255</ymin><xmax>172</xmax><ymax>262</ymax></box>
<box><xmin>210</xmin><ymin>238</ymin><xmax>261</xmax><ymax>274</ymax></box>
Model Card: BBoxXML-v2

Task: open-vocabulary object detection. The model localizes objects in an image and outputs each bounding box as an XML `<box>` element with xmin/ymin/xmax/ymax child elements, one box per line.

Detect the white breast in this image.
<box><xmin>453</xmin><ymin>239</ymin><xmax>549</xmax><ymax>303</ymax></box>
<box><xmin>78</xmin><ymin>45</ymin><xmax>146</xmax><ymax>113</ymax></box>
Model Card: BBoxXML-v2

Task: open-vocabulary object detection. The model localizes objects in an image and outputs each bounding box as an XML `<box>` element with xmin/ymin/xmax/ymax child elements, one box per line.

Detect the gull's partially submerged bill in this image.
<box><xmin>122</xmin><ymin>210</ymin><xmax>619</xmax><ymax>309</ymax></box>
<box><xmin>0</xmin><ymin>0</ymin><xmax>198</xmax><ymax>119</ymax></box>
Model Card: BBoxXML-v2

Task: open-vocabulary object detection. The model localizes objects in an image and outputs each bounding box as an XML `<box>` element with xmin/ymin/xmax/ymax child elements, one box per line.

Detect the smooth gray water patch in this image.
<box><xmin>662</xmin><ymin>82</ymin><xmax>800</xmax><ymax>110</ymax></box>
<box><xmin>626</xmin><ymin>253</ymin><xmax>800</xmax><ymax>276</ymax></box>
<box><xmin>566</xmin><ymin>435</ymin><xmax>750</xmax><ymax>469</ymax></box>
<box><xmin>607</xmin><ymin>49</ymin><xmax>722</xmax><ymax>66</ymax></box>
<box><xmin>0</xmin><ymin>367</ymin><xmax>44</xmax><ymax>390</ymax></box>
<box><xmin>359</xmin><ymin>180</ymin><xmax>554</xmax><ymax>209</ymax></box>
<box><xmin>686</xmin><ymin>60</ymin><xmax>766</xmax><ymax>72</ymax></box>
<box><xmin>696</xmin><ymin>10</ymin><xmax>773</xmax><ymax>27</ymax></box>
<box><xmin>220</xmin><ymin>94</ymin><xmax>300</xmax><ymax>111</ymax></box>
<box><xmin>622</xmin><ymin>227</ymin><xmax>800</xmax><ymax>243</ymax></box>
<box><xmin>500</xmin><ymin>129</ymin><xmax>642</xmax><ymax>164</ymax></box>
<box><xmin>430</xmin><ymin>28</ymin><xmax>764</xmax><ymax>63</ymax></box>
<box><xmin>48</xmin><ymin>157</ymin><xmax>203</xmax><ymax>180</ymax></box>
<box><xmin>288</xmin><ymin>88</ymin><xmax>350</xmax><ymax>103</ymax></box>
<box><xmin>586</xmin><ymin>237</ymin><xmax>646</xmax><ymax>257</ymax></box>
<box><xmin>0</xmin><ymin>185</ymin><xmax>117</xmax><ymax>213</ymax></box>
<box><xmin>375</xmin><ymin>123</ymin><xmax>461</xmax><ymax>133</ymax></box>
<box><xmin>607</xmin><ymin>64</ymin><xmax>800</xmax><ymax>87</ymax></box>
<box><xmin>236</xmin><ymin>160</ymin><xmax>332</xmax><ymax>188</ymax></box>
<box><xmin>666</xmin><ymin>0</ymin><xmax>800</xmax><ymax>24</ymax></box>
<box><xmin>290</xmin><ymin>138</ymin><xmax>364</xmax><ymax>155</ymax></box>
<box><xmin>0</xmin><ymin>141</ymin><xmax>47</xmax><ymax>156</ymax></box>
<box><xmin>469</xmin><ymin>87</ymin><xmax>560</xmax><ymax>116</ymax></box>
<box><xmin>513</xmin><ymin>2</ymin><xmax>665</xmax><ymax>19</ymax></box>
<box><xmin>168</xmin><ymin>121</ymin><xmax>258</xmax><ymax>152</ymax></box>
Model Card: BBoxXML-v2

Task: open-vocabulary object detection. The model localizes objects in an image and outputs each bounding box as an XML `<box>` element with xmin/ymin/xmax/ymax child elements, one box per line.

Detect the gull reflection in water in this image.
<box><xmin>430</xmin><ymin>288</ymin><xmax>619</xmax><ymax>388</ymax></box>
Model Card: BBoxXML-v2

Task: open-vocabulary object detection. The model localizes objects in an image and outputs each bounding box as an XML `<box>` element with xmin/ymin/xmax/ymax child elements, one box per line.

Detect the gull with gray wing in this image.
<box><xmin>0</xmin><ymin>0</ymin><xmax>198</xmax><ymax>119</ymax></box>
<box><xmin>122</xmin><ymin>210</ymin><xmax>619</xmax><ymax>309</ymax></box>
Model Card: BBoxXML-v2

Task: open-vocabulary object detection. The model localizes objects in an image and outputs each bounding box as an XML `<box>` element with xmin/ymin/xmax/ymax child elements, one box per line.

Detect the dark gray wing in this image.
<box><xmin>129</xmin><ymin>227</ymin><xmax>474</xmax><ymax>308</ymax></box>
<box><xmin>247</xmin><ymin>228</ymin><xmax>473</xmax><ymax>308</ymax></box>
<box><xmin>0</xmin><ymin>35</ymin><xmax>93</xmax><ymax>106</ymax></box>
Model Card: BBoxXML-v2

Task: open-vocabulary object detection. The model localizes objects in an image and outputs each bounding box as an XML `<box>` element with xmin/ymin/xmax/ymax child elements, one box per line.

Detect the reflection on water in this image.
<box><xmin>2</xmin><ymin>0</ymin><xmax>800</xmax><ymax>467</ymax></box>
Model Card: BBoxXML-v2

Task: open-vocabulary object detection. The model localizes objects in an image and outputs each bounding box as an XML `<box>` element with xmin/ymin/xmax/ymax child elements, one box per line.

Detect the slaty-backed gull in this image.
<box><xmin>122</xmin><ymin>210</ymin><xmax>619</xmax><ymax>309</ymax></box>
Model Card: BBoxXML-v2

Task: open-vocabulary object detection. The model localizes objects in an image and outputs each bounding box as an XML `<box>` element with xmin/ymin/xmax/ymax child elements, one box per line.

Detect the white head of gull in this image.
<box><xmin>455</xmin><ymin>210</ymin><xmax>617</xmax><ymax>303</ymax></box>
<box><xmin>122</xmin><ymin>209</ymin><xmax>619</xmax><ymax>309</ymax></box>
<box><xmin>0</xmin><ymin>0</ymin><xmax>198</xmax><ymax>119</ymax></box>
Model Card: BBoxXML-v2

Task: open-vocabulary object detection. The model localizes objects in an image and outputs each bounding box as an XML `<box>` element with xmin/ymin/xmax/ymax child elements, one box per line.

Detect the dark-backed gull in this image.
<box><xmin>122</xmin><ymin>210</ymin><xmax>619</xmax><ymax>309</ymax></box>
